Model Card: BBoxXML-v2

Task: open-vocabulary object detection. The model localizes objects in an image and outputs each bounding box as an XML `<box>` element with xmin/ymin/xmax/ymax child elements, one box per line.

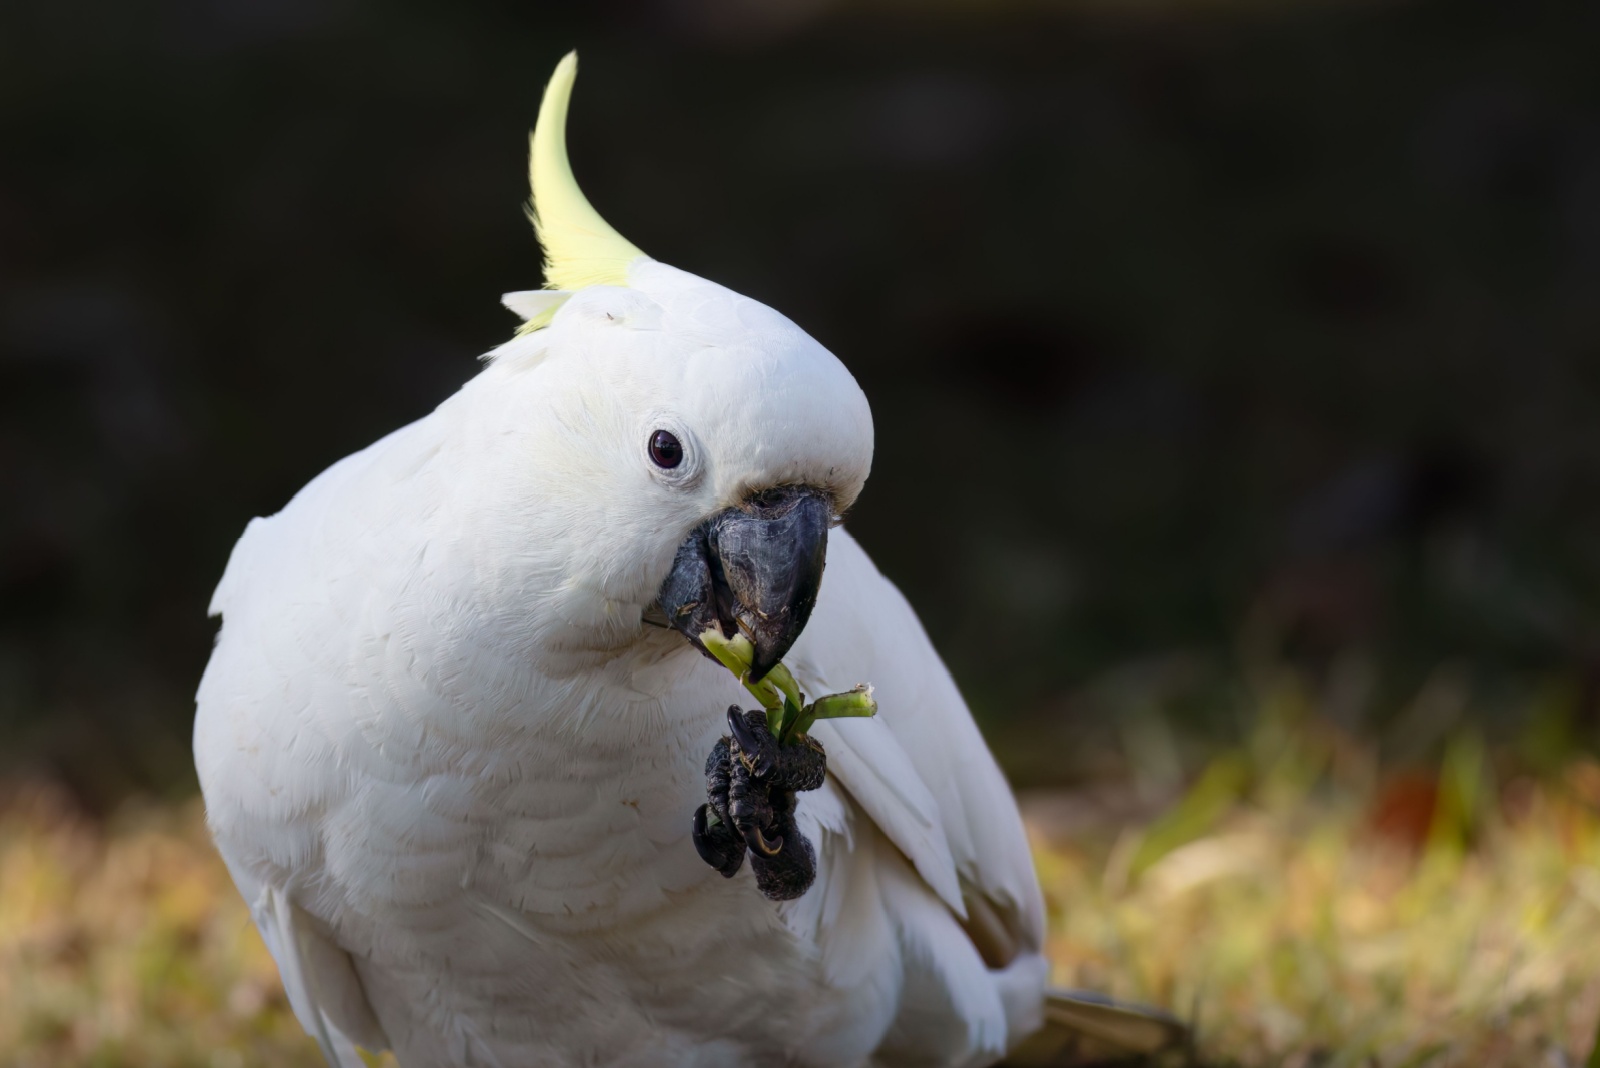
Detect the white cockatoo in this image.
<box><xmin>195</xmin><ymin>52</ymin><xmax>1182</xmax><ymax>1068</ymax></box>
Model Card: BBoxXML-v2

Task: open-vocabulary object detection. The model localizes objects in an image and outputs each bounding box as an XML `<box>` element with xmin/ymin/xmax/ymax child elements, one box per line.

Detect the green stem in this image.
<box><xmin>696</xmin><ymin>628</ymin><xmax>877</xmax><ymax>742</ymax></box>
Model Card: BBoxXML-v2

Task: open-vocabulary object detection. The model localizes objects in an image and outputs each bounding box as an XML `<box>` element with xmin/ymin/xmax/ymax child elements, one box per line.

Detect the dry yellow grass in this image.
<box><xmin>1028</xmin><ymin>704</ymin><xmax>1600</xmax><ymax>1067</ymax></box>
<box><xmin>0</xmin><ymin>787</ymin><xmax>312</xmax><ymax>1067</ymax></box>
<box><xmin>2</xmin><ymin>706</ymin><xmax>1598</xmax><ymax>1066</ymax></box>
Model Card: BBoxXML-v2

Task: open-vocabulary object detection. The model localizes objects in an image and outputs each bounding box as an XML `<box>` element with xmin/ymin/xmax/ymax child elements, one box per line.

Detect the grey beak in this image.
<box><xmin>654</xmin><ymin>485</ymin><xmax>832</xmax><ymax>681</ymax></box>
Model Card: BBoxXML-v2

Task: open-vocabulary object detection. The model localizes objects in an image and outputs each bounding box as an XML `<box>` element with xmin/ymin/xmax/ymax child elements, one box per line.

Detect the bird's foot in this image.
<box><xmin>691</xmin><ymin>707</ymin><xmax>826</xmax><ymax>901</ymax></box>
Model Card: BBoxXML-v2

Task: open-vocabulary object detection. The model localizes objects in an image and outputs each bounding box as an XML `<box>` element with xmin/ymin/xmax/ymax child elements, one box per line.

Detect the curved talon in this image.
<box><xmin>690</xmin><ymin>804</ymin><xmax>721</xmax><ymax>866</ymax></box>
<box><xmin>743</xmin><ymin>823</ymin><xmax>784</xmax><ymax>856</ymax></box>
<box><xmin>726</xmin><ymin>707</ymin><xmax>775</xmax><ymax>776</ymax></box>
<box><xmin>691</xmin><ymin>804</ymin><xmax>743</xmax><ymax>878</ymax></box>
<box><xmin>726</xmin><ymin>706</ymin><xmax>758</xmax><ymax>750</ymax></box>
<box><xmin>748</xmin><ymin>819</ymin><xmax>817</xmax><ymax>901</ymax></box>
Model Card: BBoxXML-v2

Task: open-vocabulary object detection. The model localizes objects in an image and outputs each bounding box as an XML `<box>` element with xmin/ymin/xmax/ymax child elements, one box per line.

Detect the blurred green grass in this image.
<box><xmin>4</xmin><ymin>675</ymin><xmax>1600</xmax><ymax>1066</ymax></box>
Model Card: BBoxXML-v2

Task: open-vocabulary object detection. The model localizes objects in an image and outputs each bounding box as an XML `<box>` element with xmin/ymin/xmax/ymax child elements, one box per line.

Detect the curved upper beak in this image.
<box><xmin>653</xmin><ymin>485</ymin><xmax>832</xmax><ymax>681</ymax></box>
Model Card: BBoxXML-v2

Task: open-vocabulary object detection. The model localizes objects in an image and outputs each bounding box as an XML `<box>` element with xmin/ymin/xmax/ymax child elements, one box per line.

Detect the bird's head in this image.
<box><xmin>464</xmin><ymin>53</ymin><xmax>872</xmax><ymax>679</ymax></box>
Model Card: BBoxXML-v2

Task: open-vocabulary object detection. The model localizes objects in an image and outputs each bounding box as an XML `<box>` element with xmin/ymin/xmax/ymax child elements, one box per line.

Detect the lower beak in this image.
<box><xmin>653</xmin><ymin>485</ymin><xmax>832</xmax><ymax>681</ymax></box>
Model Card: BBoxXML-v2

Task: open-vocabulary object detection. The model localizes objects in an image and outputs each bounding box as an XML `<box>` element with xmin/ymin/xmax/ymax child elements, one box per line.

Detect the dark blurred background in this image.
<box><xmin>4</xmin><ymin>0</ymin><xmax>1598</xmax><ymax>807</ymax></box>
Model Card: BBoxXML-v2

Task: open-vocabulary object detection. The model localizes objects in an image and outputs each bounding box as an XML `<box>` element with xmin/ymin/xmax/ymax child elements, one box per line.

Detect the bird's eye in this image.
<box><xmin>648</xmin><ymin>429</ymin><xmax>684</xmax><ymax>469</ymax></box>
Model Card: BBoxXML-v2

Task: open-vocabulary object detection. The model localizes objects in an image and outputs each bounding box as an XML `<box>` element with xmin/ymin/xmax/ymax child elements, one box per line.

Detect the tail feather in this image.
<box><xmin>1003</xmin><ymin>988</ymin><xmax>1190</xmax><ymax>1066</ymax></box>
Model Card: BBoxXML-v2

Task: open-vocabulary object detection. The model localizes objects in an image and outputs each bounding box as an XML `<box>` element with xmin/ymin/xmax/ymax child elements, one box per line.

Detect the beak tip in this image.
<box><xmin>743</xmin><ymin>617</ymin><xmax>800</xmax><ymax>685</ymax></box>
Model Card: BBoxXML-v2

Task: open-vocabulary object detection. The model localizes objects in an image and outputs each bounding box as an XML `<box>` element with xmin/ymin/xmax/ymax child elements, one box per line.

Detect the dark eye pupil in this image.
<box><xmin>649</xmin><ymin>430</ymin><xmax>683</xmax><ymax>469</ymax></box>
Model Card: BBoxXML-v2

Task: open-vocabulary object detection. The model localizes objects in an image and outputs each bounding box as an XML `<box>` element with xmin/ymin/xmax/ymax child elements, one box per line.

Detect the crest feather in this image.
<box><xmin>528</xmin><ymin>51</ymin><xmax>646</xmax><ymax>293</ymax></box>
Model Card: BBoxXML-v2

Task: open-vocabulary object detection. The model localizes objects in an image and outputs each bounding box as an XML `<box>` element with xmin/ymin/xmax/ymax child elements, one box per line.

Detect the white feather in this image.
<box><xmin>235</xmin><ymin>873</ymin><xmax>377</xmax><ymax>1068</ymax></box>
<box><xmin>195</xmin><ymin>263</ymin><xmax>1048</xmax><ymax>1067</ymax></box>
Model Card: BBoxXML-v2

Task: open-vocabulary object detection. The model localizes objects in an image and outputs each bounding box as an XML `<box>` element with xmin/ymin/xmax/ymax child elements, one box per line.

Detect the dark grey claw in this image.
<box><xmin>743</xmin><ymin>822</ymin><xmax>784</xmax><ymax>856</ymax></box>
<box><xmin>726</xmin><ymin>707</ymin><xmax>777</xmax><ymax>777</ymax></box>
<box><xmin>692</xmin><ymin>803</ymin><xmax>744</xmax><ymax>878</ymax></box>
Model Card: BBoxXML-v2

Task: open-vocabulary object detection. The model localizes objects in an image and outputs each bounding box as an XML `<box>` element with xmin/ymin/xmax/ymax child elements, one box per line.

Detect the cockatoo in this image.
<box><xmin>195</xmin><ymin>52</ymin><xmax>1183</xmax><ymax>1068</ymax></box>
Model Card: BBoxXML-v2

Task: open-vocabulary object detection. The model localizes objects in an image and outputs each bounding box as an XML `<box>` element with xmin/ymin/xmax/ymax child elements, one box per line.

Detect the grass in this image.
<box><xmin>1027</xmin><ymin>674</ymin><xmax>1600</xmax><ymax>1067</ymax></box>
<box><xmin>0</xmin><ymin>787</ymin><xmax>313</xmax><ymax>1068</ymax></box>
<box><xmin>3</xmin><ymin>679</ymin><xmax>1599</xmax><ymax>1066</ymax></box>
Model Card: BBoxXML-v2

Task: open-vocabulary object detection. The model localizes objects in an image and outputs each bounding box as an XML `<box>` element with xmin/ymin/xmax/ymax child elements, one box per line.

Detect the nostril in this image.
<box><xmin>742</xmin><ymin>485</ymin><xmax>812</xmax><ymax>518</ymax></box>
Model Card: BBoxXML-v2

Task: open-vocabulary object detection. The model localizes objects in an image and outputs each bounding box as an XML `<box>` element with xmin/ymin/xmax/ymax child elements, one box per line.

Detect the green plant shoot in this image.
<box><xmin>698</xmin><ymin>628</ymin><xmax>876</xmax><ymax>743</ymax></box>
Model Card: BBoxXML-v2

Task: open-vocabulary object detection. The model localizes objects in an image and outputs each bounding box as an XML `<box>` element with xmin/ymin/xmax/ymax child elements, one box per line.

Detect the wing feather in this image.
<box><xmin>790</xmin><ymin>528</ymin><xmax>1046</xmax><ymax>967</ymax></box>
<box><xmin>225</xmin><ymin>860</ymin><xmax>387</xmax><ymax>1068</ymax></box>
<box><xmin>809</xmin><ymin>715</ymin><xmax>966</xmax><ymax>916</ymax></box>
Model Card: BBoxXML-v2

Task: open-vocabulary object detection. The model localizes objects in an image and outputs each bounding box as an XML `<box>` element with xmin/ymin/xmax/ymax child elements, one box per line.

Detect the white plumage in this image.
<box><xmin>195</xmin><ymin>53</ymin><xmax>1178</xmax><ymax>1068</ymax></box>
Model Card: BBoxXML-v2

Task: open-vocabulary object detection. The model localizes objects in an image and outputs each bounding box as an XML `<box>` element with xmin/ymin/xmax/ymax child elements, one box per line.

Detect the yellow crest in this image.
<box><xmin>528</xmin><ymin>51</ymin><xmax>646</xmax><ymax>296</ymax></box>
